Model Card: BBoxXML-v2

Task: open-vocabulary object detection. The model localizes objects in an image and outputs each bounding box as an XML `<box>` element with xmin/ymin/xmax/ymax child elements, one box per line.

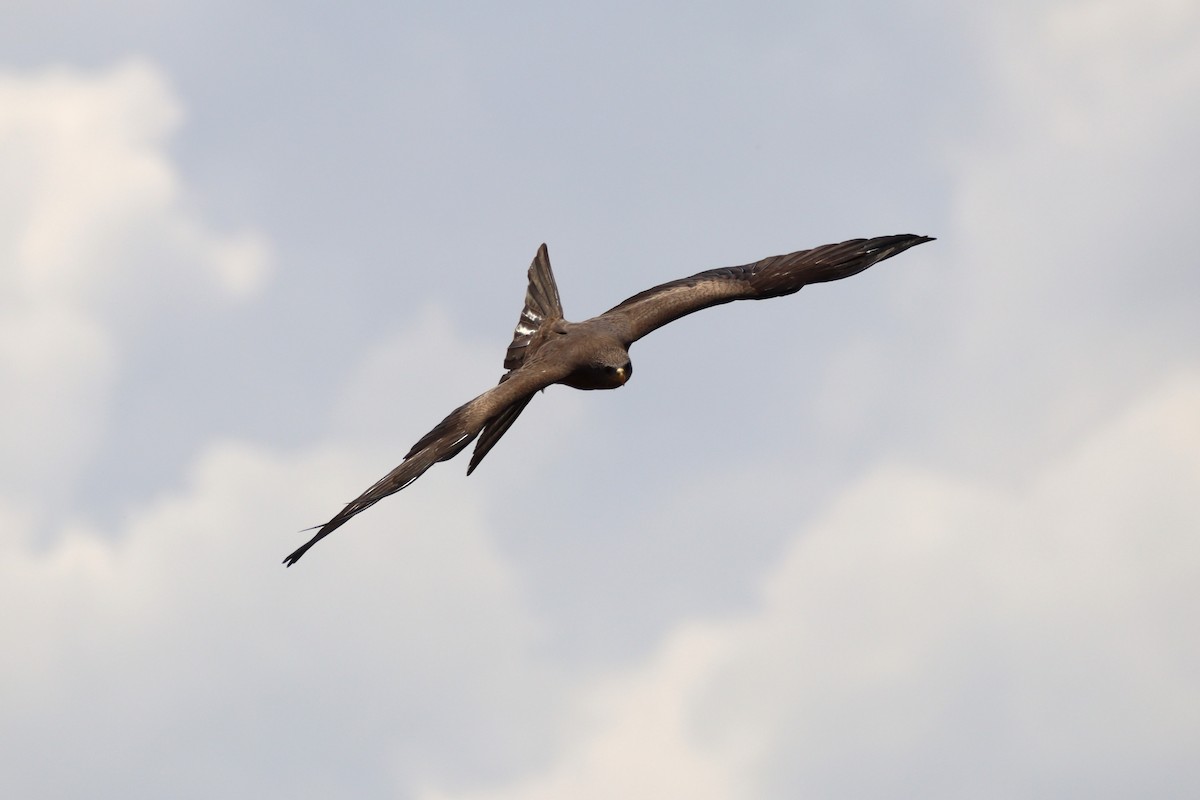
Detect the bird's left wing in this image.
<box><xmin>600</xmin><ymin>235</ymin><xmax>933</xmax><ymax>345</ymax></box>
<box><xmin>503</xmin><ymin>243</ymin><xmax>564</xmax><ymax>370</ymax></box>
<box><xmin>284</xmin><ymin>362</ymin><xmax>569</xmax><ymax>566</ymax></box>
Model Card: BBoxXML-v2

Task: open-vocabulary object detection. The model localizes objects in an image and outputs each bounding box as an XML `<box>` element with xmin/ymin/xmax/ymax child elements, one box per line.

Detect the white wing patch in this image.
<box><xmin>515</xmin><ymin>309</ymin><xmax>542</xmax><ymax>337</ymax></box>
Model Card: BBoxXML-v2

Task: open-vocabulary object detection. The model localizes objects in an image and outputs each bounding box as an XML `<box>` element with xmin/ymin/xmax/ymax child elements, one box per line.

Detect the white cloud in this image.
<box><xmin>0</xmin><ymin>58</ymin><xmax>272</xmax><ymax>314</ymax></box>
<box><xmin>0</xmin><ymin>59</ymin><xmax>273</xmax><ymax>506</ymax></box>
<box><xmin>720</xmin><ymin>371</ymin><xmax>1200</xmax><ymax>796</ymax></box>
<box><xmin>0</xmin><ymin>305</ymin><xmax>114</xmax><ymax>505</ymax></box>
<box><xmin>0</xmin><ymin>291</ymin><xmax>606</xmax><ymax>797</ymax></box>
<box><xmin>423</xmin><ymin>370</ymin><xmax>1200</xmax><ymax>799</ymax></box>
<box><xmin>882</xmin><ymin>0</ymin><xmax>1200</xmax><ymax>486</ymax></box>
<box><xmin>418</xmin><ymin>623</ymin><xmax>752</xmax><ymax>800</ymax></box>
<box><xmin>0</xmin><ymin>434</ymin><xmax>564</xmax><ymax>798</ymax></box>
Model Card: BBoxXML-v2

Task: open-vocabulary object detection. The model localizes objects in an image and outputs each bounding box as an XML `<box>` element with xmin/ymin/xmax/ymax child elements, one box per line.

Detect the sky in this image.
<box><xmin>2</xmin><ymin>1</ymin><xmax>1198</xmax><ymax>797</ymax></box>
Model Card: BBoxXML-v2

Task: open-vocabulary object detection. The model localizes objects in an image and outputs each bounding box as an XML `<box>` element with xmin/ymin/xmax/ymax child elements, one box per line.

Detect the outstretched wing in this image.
<box><xmin>504</xmin><ymin>243</ymin><xmax>564</xmax><ymax>370</ymax></box>
<box><xmin>600</xmin><ymin>234</ymin><xmax>934</xmax><ymax>345</ymax></box>
<box><xmin>284</xmin><ymin>362</ymin><xmax>568</xmax><ymax>566</ymax></box>
<box><xmin>466</xmin><ymin>244</ymin><xmax>565</xmax><ymax>475</ymax></box>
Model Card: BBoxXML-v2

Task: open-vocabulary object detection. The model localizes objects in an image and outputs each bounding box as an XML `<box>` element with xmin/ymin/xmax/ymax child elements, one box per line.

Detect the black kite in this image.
<box><xmin>284</xmin><ymin>234</ymin><xmax>933</xmax><ymax>565</ymax></box>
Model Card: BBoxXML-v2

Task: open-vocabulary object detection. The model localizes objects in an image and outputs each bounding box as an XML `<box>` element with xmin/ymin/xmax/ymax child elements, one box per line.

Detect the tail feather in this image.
<box><xmin>467</xmin><ymin>394</ymin><xmax>534</xmax><ymax>475</ymax></box>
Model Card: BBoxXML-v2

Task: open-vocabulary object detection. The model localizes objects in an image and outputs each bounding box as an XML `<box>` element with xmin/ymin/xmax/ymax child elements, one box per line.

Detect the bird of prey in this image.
<box><xmin>284</xmin><ymin>234</ymin><xmax>933</xmax><ymax>566</ymax></box>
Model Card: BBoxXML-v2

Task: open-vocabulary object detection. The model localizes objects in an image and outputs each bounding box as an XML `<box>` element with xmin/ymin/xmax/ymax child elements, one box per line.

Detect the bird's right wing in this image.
<box><xmin>284</xmin><ymin>361</ymin><xmax>569</xmax><ymax>566</ymax></box>
<box><xmin>600</xmin><ymin>235</ymin><xmax>934</xmax><ymax>345</ymax></box>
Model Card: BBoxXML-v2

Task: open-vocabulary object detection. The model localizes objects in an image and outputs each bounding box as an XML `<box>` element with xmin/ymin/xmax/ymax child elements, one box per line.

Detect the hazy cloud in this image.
<box><xmin>0</xmin><ymin>59</ymin><xmax>272</xmax><ymax>509</ymax></box>
<box><xmin>424</xmin><ymin>370</ymin><xmax>1200</xmax><ymax>799</ymax></box>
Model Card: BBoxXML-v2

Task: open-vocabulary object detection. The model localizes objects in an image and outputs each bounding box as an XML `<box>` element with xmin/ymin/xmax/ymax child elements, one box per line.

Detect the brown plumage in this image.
<box><xmin>283</xmin><ymin>234</ymin><xmax>934</xmax><ymax>566</ymax></box>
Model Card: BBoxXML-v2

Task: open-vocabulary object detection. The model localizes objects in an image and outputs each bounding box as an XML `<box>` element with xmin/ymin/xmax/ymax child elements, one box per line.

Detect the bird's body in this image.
<box><xmin>284</xmin><ymin>234</ymin><xmax>933</xmax><ymax>566</ymax></box>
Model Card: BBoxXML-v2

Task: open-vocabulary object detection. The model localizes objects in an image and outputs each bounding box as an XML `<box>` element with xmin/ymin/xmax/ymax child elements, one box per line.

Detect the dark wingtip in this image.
<box><xmin>282</xmin><ymin>544</ymin><xmax>308</xmax><ymax>568</ymax></box>
<box><xmin>870</xmin><ymin>233</ymin><xmax>936</xmax><ymax>259</ymax></box>
<box><xmin>795</xmin><ymin>233</ymin><xmax>935</xmax><ymax>287</ymax></box>
<box><xmin>282</xmin><ymin>524</ymin><xmax>324</xmax><ymax>567</ymax></box>
<box><xmin>888</xmin><ymin>233</ymin><xmax>935</xmax><ymax>246</ymax></box>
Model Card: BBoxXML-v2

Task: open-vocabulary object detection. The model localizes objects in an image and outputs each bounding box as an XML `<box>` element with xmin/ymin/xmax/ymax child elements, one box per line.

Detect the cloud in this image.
<box><xmin>717</xmin><ymin>370</ymin><xmax>1200</xmax><ymax>797</ymax></box>
<box><xmin>417</xmin><ymin>623</ymin><xmax>752</xmax><ymax>800</ymax></box>
<box><xmin>0</xmin><ymin>59</ymin><xmax>586</xmax><ymax>797</ymax></box>
<box><xmin>0</xmin><ymin>435</ymin><xmax>566</xmax><ymax>798</ymax></box>
<box><xmin>0</xmin><ymin>59</ymin><xmax>273</xmax><ymax>509</ymax></box>
<box><xmin>0</xmin><ymin>58</ymin><xmax>272</xmax><ymax>314</ymax></box>
<box><xmin>874</xmin><ymin>0</ymin><xmax>1200</xmax><ymax>487</ymax></box>
<box><xmin>0</xmin><ymin>294</ymin><xmax>603</xmax><ymax>797</ymax></box>
<box><xmin>0</xmin><ymin>305</ymin><xmax>114</xmax><ymax>507</ymax></box>
<box><xmin>422</xmin><ymin>369</ymin><xmax>1200</xmax><ymax>799</ymax></box>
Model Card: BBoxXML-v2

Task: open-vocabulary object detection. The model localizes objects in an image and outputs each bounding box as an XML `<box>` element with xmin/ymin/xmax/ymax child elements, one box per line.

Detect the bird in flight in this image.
<box><xmin>284</xmin><ymin>234</ymin><xmax>933</xmax><ymax>566</ymax></box>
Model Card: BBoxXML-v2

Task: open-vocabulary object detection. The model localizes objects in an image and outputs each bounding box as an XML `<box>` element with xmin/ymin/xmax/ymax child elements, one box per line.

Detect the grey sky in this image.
<box><xmin>2</xmin><ymin>1</ymin><xmax>1198</xmax><ymax>798</ymax></box>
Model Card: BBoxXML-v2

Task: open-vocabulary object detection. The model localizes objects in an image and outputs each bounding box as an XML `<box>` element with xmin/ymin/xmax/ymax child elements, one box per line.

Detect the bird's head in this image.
<box><xmin>561</xmin><ymin>342</ymin><xmax>633</xmax><ymax>391</ymax></box>
<box><xmin>593</xmin><ymin>347</ymin><xmax>633</xmax><ymax>388</ymax></box>
<box><xmin>606</xmin><ymin>361</ymin><xmax>632</xmax><ymax>386</ymax></box>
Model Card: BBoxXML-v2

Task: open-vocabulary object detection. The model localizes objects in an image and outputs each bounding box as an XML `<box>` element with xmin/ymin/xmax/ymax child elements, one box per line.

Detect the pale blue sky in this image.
<box><xmin>2</xmin><ymin>2</ymin><xmax>1198</xmax><ymax>798</ymax></box>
